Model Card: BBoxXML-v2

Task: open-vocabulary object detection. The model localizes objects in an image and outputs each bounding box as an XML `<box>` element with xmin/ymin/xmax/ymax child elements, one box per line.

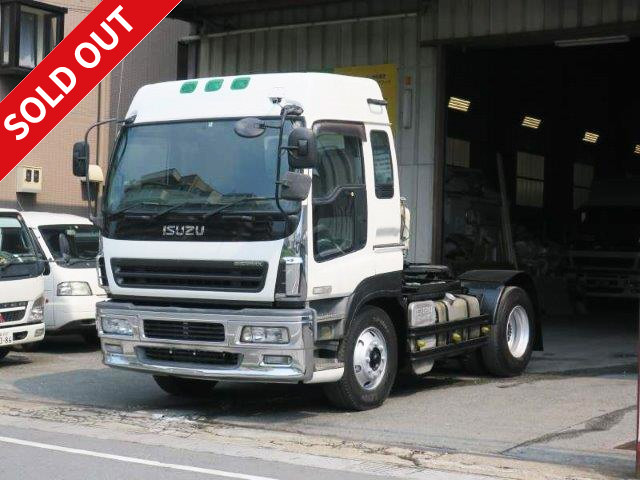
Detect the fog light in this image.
<box><xmin>104</xmin><ymin>343</ymin><xmax>123</xmax><ymax>354</ymax></box>
<box><xmin>35</xmin><ymin>328</ymin><xmax>45</xmax><ymax>337</ymax></box>
<box><xmin>240</xmin><ymin>326</ymin><xmax>289</xmax><ymax>344</ymax></box>
<box><xmin>263</xmin><ymin>355</ymin><xmax>291</xmax><ymax>365</ymax></box>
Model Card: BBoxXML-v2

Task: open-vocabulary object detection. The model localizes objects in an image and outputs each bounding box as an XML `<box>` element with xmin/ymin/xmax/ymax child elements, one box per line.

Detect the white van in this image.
<box><xmin>0</xmin><ymin>209</ymin><xmax>46</xmax><ymax>360</ymax></box>
<box><xmin>21</xmin><ymin>212</ymin><xmax>105</xmax><ymax>344</ymax></box>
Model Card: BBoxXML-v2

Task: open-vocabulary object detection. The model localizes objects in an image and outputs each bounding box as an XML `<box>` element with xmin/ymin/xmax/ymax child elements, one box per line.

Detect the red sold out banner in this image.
<box><xmin>0</xmin><ymin>0</ymin><xmax>181</xmax><ymax>183</ymax></box>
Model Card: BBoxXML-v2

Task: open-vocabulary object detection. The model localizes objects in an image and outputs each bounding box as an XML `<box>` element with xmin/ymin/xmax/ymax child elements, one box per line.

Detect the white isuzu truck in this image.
<box><xmin>73</xmin><ymin>73</ymin><xmax>542</xmax><ymax>410</ymax></box>
<box><xmin>0</xmin><ymin>209</ymin><xmax>47</xmax><ymax>360</ymax></box>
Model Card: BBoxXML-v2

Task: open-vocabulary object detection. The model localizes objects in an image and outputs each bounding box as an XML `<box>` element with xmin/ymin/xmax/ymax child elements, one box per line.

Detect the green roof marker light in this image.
<box><xmin>231</xmin><ymin>77</ymin><xmax>251</xmax><ymax>90</ymax></box>
<box><xmin>180</xmin><ymin>81</ymin><xmax>198</xmax><ymax>94</ymax></box>
<box><xmin>205</xmin><ymin>79</ymin><xmax>224</xmax><ymax>92</ymax></box>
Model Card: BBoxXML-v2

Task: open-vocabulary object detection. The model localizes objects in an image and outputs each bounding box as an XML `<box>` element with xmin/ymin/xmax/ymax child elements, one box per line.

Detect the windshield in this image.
<box><xmin>39</xmin><ymin>224</ymin><xmax>100</xmax><ymax>267</ymax></box>
<box><xmin>0</xmin><ymin>215</ymin><xmax>39</xmax><ymax>278</ymax></box>
<box><xmin>105</xmin><ymin>119</ymin><xmax>297</xmax><ymax>216</ymax></box>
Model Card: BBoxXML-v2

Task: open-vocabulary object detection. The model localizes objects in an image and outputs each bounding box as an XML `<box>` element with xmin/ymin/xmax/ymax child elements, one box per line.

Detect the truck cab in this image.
<box><xmin>75</xmin><ymin>73</ymin><xmax>540</xmax><ymax>410</ymax></box>
<box><xmin>0</xmin><ymin>209</ymin><xmax>47</xmax><ymax>360</ymax></box>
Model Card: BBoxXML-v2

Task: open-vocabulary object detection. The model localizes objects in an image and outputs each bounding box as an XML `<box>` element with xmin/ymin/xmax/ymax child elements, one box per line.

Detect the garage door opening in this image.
<box><xmin>442</xmin><ymin>38</ymin><xmax>639</xmax><ymax>362</ymax></box>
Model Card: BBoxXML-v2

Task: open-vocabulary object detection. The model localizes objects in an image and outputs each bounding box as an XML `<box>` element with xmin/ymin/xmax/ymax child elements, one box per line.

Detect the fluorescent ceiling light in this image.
<box><xmin>448</xmin><ymin>96</ymin><xmax>471</xmax><ymax>112</ymax></box>
<box><xmin>634</xmin><ymin>145</ymin><xmax>640</xmax><ymax>155</ymax></box>
<box><xmin>555</xmin><ymin>35</ymin><xmax>629</xmax><ymax>47</ymax></box>
<box><xmin>522</xmin><ymin>116</ymin><xmax>541</xmax><ymax>129</ymax></box>
<box><xmin>583</xmin><ymin>131</ymin><xmax>599</xmax><ymax>144</ymax></box>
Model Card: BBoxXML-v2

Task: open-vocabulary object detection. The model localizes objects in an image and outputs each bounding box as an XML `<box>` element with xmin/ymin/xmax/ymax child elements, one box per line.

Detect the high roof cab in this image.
<box><xmin>127</xmin><ymin>73</ymin><xmax>390</xmax><ymax>126</ymax></box>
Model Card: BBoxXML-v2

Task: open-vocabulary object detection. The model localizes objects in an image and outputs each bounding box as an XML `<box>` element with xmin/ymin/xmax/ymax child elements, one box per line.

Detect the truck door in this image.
<box><xmin>307</xmin><ymin>122</ymin><xmax>375</xmax><ymax>299</ymax></box>
<box><xmin>365</xmin><ymin>126</ymin><xmax>403</xmax><ymax>274</ymax></box>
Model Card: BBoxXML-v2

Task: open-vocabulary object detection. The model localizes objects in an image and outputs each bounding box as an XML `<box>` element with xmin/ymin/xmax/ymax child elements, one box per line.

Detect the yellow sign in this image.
<box><xmin>334</xmin><ymin>63</ymin><xmax>398</xmax><ymax>129</ymax></box>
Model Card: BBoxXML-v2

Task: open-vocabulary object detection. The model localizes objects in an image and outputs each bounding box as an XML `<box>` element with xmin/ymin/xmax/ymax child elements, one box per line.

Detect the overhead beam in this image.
<box><xmin>421</xmin><ymin>21</ymin><xmax>640</xmax><ymax>49</ymax></box>
<box><xmin>170</xmin><ymin>0</ymin><xmax>345</xmax><ymax>22</ymax></box>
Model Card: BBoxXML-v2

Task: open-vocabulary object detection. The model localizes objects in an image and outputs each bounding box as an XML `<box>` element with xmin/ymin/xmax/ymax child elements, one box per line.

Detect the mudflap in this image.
<box><xmin>459</xmin><ymin>270</ymin><xmax>543</xmax><ymax>351</ymax></box>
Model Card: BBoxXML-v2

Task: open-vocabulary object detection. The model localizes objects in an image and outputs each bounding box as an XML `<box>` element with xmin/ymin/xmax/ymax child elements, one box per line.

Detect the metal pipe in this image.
<box><xmin>179</xmin><ymin>12</ymin><xmax>418</xmax><ymax>43</ymax></box>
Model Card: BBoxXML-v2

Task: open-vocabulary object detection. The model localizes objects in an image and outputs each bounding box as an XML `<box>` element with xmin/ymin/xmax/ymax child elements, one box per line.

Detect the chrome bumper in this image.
<box><xmin>97</xmin><ymin>301</ymin><xmax>317</xmax><ymax>383</ymax></box>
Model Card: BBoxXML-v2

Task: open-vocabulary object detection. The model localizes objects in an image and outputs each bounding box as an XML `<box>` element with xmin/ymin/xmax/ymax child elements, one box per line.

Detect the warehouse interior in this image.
<box><xmin>443</xmin><ymin>36</ymin><xmax>640</xmax><ymax>321</ymax></box>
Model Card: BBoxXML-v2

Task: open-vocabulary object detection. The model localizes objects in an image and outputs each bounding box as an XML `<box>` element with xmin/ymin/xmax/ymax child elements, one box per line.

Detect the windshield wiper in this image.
<box><xmin>106</xmin><ymin>201</ymin><xmax>166</xmax><ymax>218</ymax></box>
<box><xmin>202</xmin><ymin>196</ymin><xmax>276</xmax><ymax>220</ymax></box>
<box><xmin>64</xmin><ymin>257</ymin><xmax>96</xmax><ymax>266</ymax></box>
<box><xmin>150</xmin><ymin>201</ymin><xmax>214</xmax><ymax>220</ymax></box>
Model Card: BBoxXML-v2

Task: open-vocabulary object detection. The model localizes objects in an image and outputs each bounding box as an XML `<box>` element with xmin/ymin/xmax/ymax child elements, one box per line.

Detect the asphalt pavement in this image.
<box><xmin>0</xmin><ymin>311</ymin><xmax>637</xmax><ymax>479</ymax></box>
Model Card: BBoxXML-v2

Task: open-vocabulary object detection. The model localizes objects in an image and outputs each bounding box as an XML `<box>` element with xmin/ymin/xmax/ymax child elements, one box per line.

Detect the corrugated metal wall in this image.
<box><xmin>196</xmin><ymin>0</ymin><xmax>437</xmax><ymax>262</ymax></box>
<box><xmin>422</xmin><ymin>0</ymin><xmax>640</xmax><ymax>40</ymax></box>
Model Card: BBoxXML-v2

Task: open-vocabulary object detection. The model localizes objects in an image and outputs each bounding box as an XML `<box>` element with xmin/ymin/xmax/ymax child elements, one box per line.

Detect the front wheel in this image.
<box><xmin>482</xmin><ymin>287</ymin><xmax>535</xmax><ymax>377</ymax></box>
<box><xmin>0</xmin><ymin>347</ymin><xmax>9</xmax><ymax>360</ymax></box>
<box><xmin>323</xmin><ymin>306</ymin><xmax>397</xmax><ymax>411</ymax></box>
<box><xmin>153</xmin><ymin>375</ymin><xmax>218</xmax><ymax>397</ymax></box>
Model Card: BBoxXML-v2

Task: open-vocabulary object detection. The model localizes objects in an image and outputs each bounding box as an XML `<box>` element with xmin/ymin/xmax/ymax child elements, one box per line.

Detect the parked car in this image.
<box><xmin>21</xmin><ymin>212</ymin><xmax>105</xmax><ymax>345</ymax></box>
<box><xmin>0</xmin><ymin>209</ymin><xmax>46</xmax><ymax>360</ymax></box>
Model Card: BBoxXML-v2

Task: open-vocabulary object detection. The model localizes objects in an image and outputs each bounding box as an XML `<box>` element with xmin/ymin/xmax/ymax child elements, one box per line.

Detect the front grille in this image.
<box><xmin>144</xmin><ymin>320</ymin><xmax>225</xmax><ymax>342</ymax></box>
<box><xmin>141</xmin><ymin>347</ymin><xmax>240</xmax><ymax>366</ymax></box>
<box><xmin>111</xmin><ymin>259</ymin><xmax>267</xmax><ymax>292</ymax></box>
<box><xmin>0</xmin><ymin>301</ymin><xmax>28</xmax><ymax>324</ymax></box>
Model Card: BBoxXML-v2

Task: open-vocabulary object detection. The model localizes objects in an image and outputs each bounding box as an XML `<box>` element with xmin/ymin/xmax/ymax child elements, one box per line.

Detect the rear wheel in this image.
<box><xmin>481</xmin><ymin>287</ymin><xmax>535</xmax><ymax>377</ymax></box>
<box><xmin>0</xmin><ymin>347</ymin><xmax>9</xmax><ymax>360</ymax></box>
<box><xmin>153</xmin><ymin>375</ymin><xmax>218</xmax><ymax>397</ymax></box>
<box><xmin>323</xmin><ymin>306</ymin><xmax>397</xmax><ymax>411</ymax></box>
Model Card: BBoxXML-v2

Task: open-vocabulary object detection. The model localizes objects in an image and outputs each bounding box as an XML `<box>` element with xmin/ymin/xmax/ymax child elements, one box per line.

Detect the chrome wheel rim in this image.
<box><xmin>353</xmin><ymin>326</ymin><xmax>387</xmax><ymax>390</ymax></box>
<box><xmin>506</xmin><ymin>305</ymin><xmax>530</xmax><ymax>358</ymax></box>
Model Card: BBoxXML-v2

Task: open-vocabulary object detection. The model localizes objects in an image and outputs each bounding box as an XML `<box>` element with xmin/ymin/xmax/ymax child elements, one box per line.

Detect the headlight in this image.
<box><xmin>28</xmin><ymin>296</ymin><xmax>45</xmax><ymax>323</ymax></box>
<box><xmin>101</xmin><ymin>316</ymin><xmax>133</xmax><ymax>336</ymax></box>
<box><xmin>57</xmin><ymin>281</ymin><xmax>92</xmax><ymax>296</ymax></box>
<box><xmin>240</xmin><ymin>326</ymin><xmax>289</xmax><ymax>344</ymax></box>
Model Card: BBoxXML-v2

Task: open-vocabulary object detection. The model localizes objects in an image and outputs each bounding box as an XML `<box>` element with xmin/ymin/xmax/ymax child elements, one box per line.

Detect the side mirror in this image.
<box><xmin>287</xmin><ymin>127</ymin><xmax>317</xmax><ymax>169</ymax></box>
<box><xmin>39</xmin><ymin>259</ymin><xmax>50</xmax><ymax>276</ymax></box>
<box><xmin>280</xmin><ymin>171</ymin><xmax>312</xmax><ymax>202</ymax></box>
<box><xmin>73</xmin><ymin>141</ymin><xmax>90</xmax><ymax>177</ymax></box>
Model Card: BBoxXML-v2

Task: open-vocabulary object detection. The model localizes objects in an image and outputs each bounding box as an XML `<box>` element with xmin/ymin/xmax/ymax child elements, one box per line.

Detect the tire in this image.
<box><xmin>323</xmin><ymin>305</ymin><xmax>398</xmax><ymax>411</ymax></box>
<box><xmin>153</xmin><ymin>375</ymin><xmax>218</xmax><ymax>397</ymax></box>
<box><xmin>481</xmin><ymin>286</ymin><xmax>535</xmax><ymax>377</ymax></box>
<box><xmin>0</xmin><ymin>347</ymin><xmax>9</xmax><ymax>360</ymax></box>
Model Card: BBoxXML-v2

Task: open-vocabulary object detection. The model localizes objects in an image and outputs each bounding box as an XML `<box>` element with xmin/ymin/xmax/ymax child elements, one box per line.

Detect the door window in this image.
<box><xmin>312</xmin><ymin>131</ymin><xmax>367</xmax><ymax>261</ymax></box>
<box><xmin>370</xmin><ymin>130</ymin><xmax>394</xmax><ymax>199</ymax></box>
